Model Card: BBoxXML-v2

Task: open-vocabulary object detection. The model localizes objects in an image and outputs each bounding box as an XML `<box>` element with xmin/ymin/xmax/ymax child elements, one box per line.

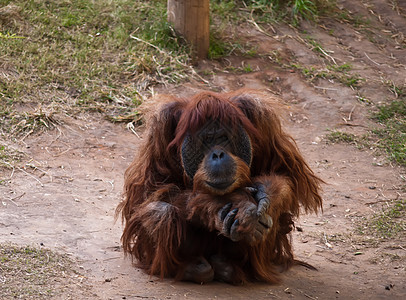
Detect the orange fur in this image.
<box><xmin>116</xmin><ymin>90</ymin><xmax>323</xmax><ymax>284</ymax></box>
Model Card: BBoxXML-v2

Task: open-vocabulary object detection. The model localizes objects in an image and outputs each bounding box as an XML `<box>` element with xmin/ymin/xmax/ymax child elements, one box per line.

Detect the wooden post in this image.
<box><xmin>167</xmin><ymin>0</ymin><xmax>210</xmax><ymax>59</ymax></box>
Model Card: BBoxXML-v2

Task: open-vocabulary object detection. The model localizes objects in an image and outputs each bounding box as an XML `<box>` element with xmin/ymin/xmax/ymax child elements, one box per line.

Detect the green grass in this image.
<box><xmin>326</xmin><ymin>131</ymin><xmax>358</xmax><ymax>144</ymax></box>
<box><xmin>291</xmin><ymin>62</ymin><xmax>364</xmax><ymax>88</ymax></box>
<box><xmin>328</xmin><ymin>63</ymin><xmax>352</xmax><ymax>72</ymax></box>
<box><xmin>0</xmin><ymin>0</ymin><xmax>192</xmax><ymax>133</ymax></box>
<box><xmin>0</xmin><ymin>145</ymin><xmax>11</xmax><ymax>170</ymax></box>
<box><xmin>375</xmin><ymin>99</ymin><xmax>406</xmax><ymax>122</ymax></box>
<box><xmin>297</xmin><ymin>38</ymin><xmax>365</xmax><ymax>87</ymax></box>
<box><xmin>305</xmin><ymin>35</ymin><xmax>327</xmax><ymax>55</ymax></box>
<box><xmin>0</xmin><ymin>0</ymin><xmax>336</xmax><ymax>127</ymax></box>
<box><xmin>208</xmin><ymin>0</ymin><xmax>335</xmax><ymax>59</ymax></box>
<box><xmin>209</xmin><ymin>1</ymin><xmax>263</xmax><ymax>59</ymax></box>
<box><xmin>335</xmin><ymin>10</ymin><xmax>371</xmax><ymax>29</ymax></box>
<box><xmin>325</xmin><ymin>130</ymin><xmax>371</xmax><ymax>150</ymax></box>
<box><xmin>240</xmin><ymin>0</ymin><xmax>324</xmax><ymax>23</ymax></box>
<box><xmin>208</xmin><ymin>33</ymin><xmax>236</xmax><ymax>59</ymax></box>
<box><xmin>357</xmin><ymin>200</ymin><xmax>406</xmax><ymax>239</ymax></box>
<box><xmin>325</xmin><ymin>98</ymin><xmax>406</xmax><ymax>167</ymax></box>
<box><xmin>0</xmin><ymin>143</ymin><xmax>23</xmax><ymax>167</ymax></box>
<box><xmin>3</xmin><ymin>0</ymin><xmax>304</xmax><ymax>129</ymax></box>
<box><xmin>372</xmin><ymin>99</ymin><xmax>406</xmax><ymax>166</ymax></box>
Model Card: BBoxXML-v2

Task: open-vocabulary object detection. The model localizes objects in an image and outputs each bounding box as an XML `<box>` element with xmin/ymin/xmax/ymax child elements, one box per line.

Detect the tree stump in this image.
<box><xmin>167</xmin><ymin>0</ymin><xmax>210</xmax><ymax>59</ymax></box>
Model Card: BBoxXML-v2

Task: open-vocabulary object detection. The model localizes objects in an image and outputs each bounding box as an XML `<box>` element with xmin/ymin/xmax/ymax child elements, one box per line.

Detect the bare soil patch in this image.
<box><xmin>1</xmin><ymin>0</ymin><xmax>405</xmax><ymax>299</ymax></box>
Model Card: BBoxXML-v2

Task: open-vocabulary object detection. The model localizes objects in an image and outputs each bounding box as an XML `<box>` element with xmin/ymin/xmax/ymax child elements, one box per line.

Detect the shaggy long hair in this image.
<box><xmin>117</xmin><ymin>90</ymin><xmax>323</xmax><ymax>283</ymax></box>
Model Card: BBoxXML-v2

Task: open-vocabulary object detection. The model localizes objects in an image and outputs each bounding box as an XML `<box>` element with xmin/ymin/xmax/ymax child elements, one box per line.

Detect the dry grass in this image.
<box><xmin>0</xmin><ymin>0</ymin><xmax>197</xmax><ymax>138</ymax></box>
<box><xmin>0</xmin><ymin>244</ymin><xmax>89</xmax><ymax>299</ymax></box>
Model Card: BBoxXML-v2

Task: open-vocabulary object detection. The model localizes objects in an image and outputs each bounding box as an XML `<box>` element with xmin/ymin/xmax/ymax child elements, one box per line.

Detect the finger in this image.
<box><xmin>219</xmin><ymin>203</ymin><xmax>232</xmax><ymax>221</ymax></box>
<box><xmin>258</xmin><ymin>213</ymin><xmax>273</xmax><ymax>229</ymax></box>
<box><xmin>223</xmin><ymin>208</ymin><xmax>238</xmax><ymax>236</ymax></box>
<box><xmin>255</xmin><ymin>190</ymin><xmax>268</xmax><ymax>203</ymax></box>
<box><xmin>245</xmin><ymin>187</ymin><xmax>258</xmax><ymax>194</ymax></box>
<box><xmin>229</xmin><ymin>219</ymin><xmax>241</xmax><ymax>242</ymax></box>
<box><xmin>257</xmin><ymin>197</ymin><xmax>270</xmax><ymax>215</ymax></box>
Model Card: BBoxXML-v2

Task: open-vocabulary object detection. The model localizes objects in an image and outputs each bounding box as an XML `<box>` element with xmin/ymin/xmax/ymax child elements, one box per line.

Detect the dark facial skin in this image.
<box><xmin>181</xmin><ymin>121</ymin><xmax>252</xmax><ymax>183</ymax></box>
<box><xmin>203</xmin><ymin>146</ymin><xmax>237</xmax><ymax>190</ymax></box>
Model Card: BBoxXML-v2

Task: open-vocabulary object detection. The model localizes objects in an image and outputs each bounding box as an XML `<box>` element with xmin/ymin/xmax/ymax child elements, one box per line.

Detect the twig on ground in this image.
<box><xmin>348</xmin><ymin>105</ymin><xmax>356</xmax><ymax>121</ymax></box>
<box><xmin>7</xmin><ymin>193</ymin><xmax>25</xmax><ymax>206</ymax></box>
<box><xmin>1</xmin><ymin>160</ymin><xmax>15</xmax><ymax>179</ymax></box>
<box><xmin>314</xmin><ymin>86</ymin><xmax>338</xmax><ymax>91</ymax></box>
<box><xmin>127</xmin><ymin>122</ymin><xmax>141</xmax><ymax>138</ymax></box>
<box><xmin>294</xmin><ymin>35</ymin><xmax>337</xmax><ymax>65</ymax></box>
<box><xmin>17</xmin><ymin>166</ymin><xmax>44</xmax><ymax>187</ymax></box>
<box><xmin>364</xmin><ymin>52</ymin><xmax>381</xmax><ymax>66</ymax></box>
<box><xmin>248</xmin><ymin>17</ymin><xmax>276</xmax><ymax>37</ymax></box>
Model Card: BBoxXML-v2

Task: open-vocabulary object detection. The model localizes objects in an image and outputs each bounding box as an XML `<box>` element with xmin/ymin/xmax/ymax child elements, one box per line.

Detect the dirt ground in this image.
<box><xmin>1</xmin><ymin>0</ymin><xmax>405</xmax><ymax>299</ymax></box>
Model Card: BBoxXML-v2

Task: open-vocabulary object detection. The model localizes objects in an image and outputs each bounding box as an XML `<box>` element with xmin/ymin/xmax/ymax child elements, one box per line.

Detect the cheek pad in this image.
<box><xmin>234</xmin><ymin>128</ymin><xmax>252</xmax><ymax>167</ymax></box>
<box><xmin>181</xmin><ymin>134</ymin><xmax>204</xmax><ymax>178</ymax></box>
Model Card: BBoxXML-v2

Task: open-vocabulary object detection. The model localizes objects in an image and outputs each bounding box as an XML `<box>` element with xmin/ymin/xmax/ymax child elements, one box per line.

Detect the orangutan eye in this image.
<box><xmin>205</xmin><ymin>132</ymin><xmax>215</xmax><ymax>143</ymax></box>
<box><xmin>216</xmin><ymin>134</ymin><xmax>228</xmax><ymax>144</ymax></box>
